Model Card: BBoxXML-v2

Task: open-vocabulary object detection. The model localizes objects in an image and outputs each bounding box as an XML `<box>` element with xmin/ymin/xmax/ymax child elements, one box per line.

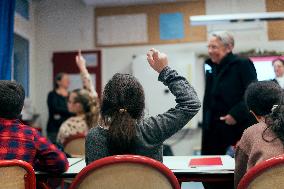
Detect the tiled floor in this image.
<box><xmin>165</xmin><ymin>127</ymin><xmax>205</xmax><ymax>189</ymax></box>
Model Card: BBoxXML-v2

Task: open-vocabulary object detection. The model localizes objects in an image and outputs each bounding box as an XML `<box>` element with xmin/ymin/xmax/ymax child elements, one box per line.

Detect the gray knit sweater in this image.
<box><xmin>85</xmin><ymin>66</ymin><xmax>201</xmax><ymax>164</ymax></box>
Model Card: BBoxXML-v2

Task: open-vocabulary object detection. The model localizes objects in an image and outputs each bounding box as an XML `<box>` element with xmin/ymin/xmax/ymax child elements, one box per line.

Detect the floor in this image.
<box><xmin>164</xmin><ymin>128</ymin><xmax>204</xmax><ymax>189</ymax></box>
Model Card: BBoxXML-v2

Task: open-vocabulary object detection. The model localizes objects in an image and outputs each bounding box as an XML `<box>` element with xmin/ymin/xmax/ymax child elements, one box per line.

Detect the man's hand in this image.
<box><xmin>220</xmin><ymin>114</ymin><xmax>237</xmax><ymax>125</ymax></box>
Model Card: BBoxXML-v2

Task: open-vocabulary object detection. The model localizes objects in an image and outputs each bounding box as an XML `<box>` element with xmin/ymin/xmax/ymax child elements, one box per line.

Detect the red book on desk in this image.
<box><xmin>189</xmin><ymin>157</ymin><xmax>223</xmax><ymax>167</ymax></box>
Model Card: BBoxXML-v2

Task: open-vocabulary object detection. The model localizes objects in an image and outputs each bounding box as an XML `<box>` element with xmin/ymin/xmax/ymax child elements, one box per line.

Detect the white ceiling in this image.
<box><xmin>82</xmin><ymin>0</ymin><xmax>190</xmax><ymax>7</ymax></box>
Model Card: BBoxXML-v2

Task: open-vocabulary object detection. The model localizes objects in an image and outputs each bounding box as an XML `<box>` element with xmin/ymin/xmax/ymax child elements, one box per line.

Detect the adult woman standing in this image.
<box><xmin>47</xmin><ymin>73</ymin><xmax>72</xmax><ymax>144</ymax></box>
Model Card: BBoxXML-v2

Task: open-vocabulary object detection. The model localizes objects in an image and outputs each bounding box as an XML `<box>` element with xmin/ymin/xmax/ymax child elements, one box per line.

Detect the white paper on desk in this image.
<box><xmin>68</xmin><ymin>158</ymin><xmax>84</xmax><ymax>166</ymax></box>
<box><xmin>163</xmin><ymin>155</ymin><xmax>235</xmax><ymax>171</ymax></box>
<box><xmin>163</xmin><ymin>156</ymin><xmax>190</xmax><ymax>170</ymax></box>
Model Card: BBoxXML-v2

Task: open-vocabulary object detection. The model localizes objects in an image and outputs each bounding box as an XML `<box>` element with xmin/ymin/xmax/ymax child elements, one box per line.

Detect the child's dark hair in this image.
<box><xmin>0</xmin><ymin>80</ymin><xmax>25</xmax><ymax>119</ymax></box>
<box><xmin>245</xmin><ymin>81</ymin><xmax>284</xmax><ymax>144</ymax></box>
<box><xmin>265</xmin><ymin>104</ymin><xmax>284</xmax><ymax>144</ymax></box>
<box><xmin>101</xmin><ymin>73</ymin><xmax>145</xmax><ymax>154</ymax></box>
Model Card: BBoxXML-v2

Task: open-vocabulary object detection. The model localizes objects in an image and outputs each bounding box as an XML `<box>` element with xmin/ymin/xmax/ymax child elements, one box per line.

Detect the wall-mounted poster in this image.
<box><xmin>159</xmin><ymin>12</ymin><xmax>184</xmax><ymax>40</ymax></box>
<box><xmin>97</xmin><ymin>14</ymin><xmax>148</xmax><ymax>45</ymax></box>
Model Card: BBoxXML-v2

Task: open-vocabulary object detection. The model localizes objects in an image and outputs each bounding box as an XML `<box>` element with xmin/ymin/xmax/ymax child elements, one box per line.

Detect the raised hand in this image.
<box><xmin>75</xmin><ymin>50</ymin><xmax>87</xmax><ymax>73</ymax></box>
<box><xmin>147</xmin><ymin>48</ymin><xmax>168</xmax><ymax>73</ymax></box>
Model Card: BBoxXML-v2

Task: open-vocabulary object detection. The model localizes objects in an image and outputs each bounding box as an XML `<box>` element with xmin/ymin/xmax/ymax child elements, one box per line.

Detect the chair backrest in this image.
<box><xmin>63</xmin><ymin>134</ymin><xmax>86</xmax><ymax>157</ymax></box>
<box><xmin>0</xmin><ymin>159</ymin><xmax>36</xmax><ymax>189</ymax></box>
<box><xmin>69</xmin><ymin>155</ymin><xmax>180</xmax><ymax>189</ymax></box>
<box><xmin>237</xmin><ymin>154</ymin><xmax>284</xmax><ymax>189</ymax></box>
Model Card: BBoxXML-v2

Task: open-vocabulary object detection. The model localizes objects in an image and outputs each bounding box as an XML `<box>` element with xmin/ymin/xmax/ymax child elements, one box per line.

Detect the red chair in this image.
<box><xmin>237</xmin><ymin>154</ymin><xmax>284</xmax><ymax>189</ymax></box>
<box><xmin>69</xmin><ymin>155</ymin><xmax>180</xmax><ymax>189</ymax></box>
<box><xmin>0</xmin><ymin>159</ymin><xmax>36</xmax><ymax>189</ymax></box>
<box><xmin>63</xmin><ymin>134</ymin><xmax>86</xmax><ymax>157</ymax></box>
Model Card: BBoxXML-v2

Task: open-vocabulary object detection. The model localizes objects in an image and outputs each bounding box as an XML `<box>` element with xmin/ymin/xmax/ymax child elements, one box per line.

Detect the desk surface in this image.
<box><xmin>163</xmin><ymin>155</ymin><xmax>234</xmax><ymax>182</ymax></box>
<box><xmin>36</xmin><ymin>156</ymin><xmax>234</xmax><ymax>182</ymax></box>
<box><xmin>36</xmin><ymin>157</ymin><xmax>84</xmax><ymax>179</ymax></box>
<box><xmin>68</xmin><ymin>157</ymin><xmax>84</xmax><ymax>166</ymax></box>
<box><xmin>163</xmin><ymin>155</ymin><xmax>234</xmax><ymax>172</ymax></box>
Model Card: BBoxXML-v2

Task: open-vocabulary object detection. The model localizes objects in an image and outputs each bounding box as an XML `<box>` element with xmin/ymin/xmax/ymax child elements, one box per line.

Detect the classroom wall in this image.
<box><xmin>13</xmin><ymin>0</ymin><xmax>101</xmax><ymax>135</ymax></box>
<box><xmin>102</xmin><ymin>44</ymin><xmax>207</xmax><ymax>128</ymax></box>
<box><xmin>14</xmin><ymin>2</ymin><xmax>36</xmax><ymax>108</ymax></box>
<box><xmin>23</xmin><ymin>0</ymin><xmax>284</xmax><ymax>134</ymax></box>
<box><xmin>34</xmin><ymin>0</ymin><xmax>95</xmax><ymax>135</ymax></box>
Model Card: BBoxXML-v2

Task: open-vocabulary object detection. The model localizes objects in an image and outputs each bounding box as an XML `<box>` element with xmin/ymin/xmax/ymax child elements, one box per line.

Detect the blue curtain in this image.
<box><xmin>0</xmin><ymin>0</ymin><xmax>16</xmax><ymax>80</ymax></box>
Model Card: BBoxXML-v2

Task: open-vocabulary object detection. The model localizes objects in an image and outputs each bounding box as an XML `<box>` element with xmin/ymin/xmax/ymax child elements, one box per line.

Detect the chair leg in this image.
<box><xmin>37</xmin><ymin>181</ymin><xmax>51</xmax><ymax>189</ymax></box>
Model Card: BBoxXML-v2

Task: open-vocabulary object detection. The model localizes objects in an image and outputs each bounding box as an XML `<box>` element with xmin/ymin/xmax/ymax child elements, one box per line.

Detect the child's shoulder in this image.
<box><xmin>242</xmin><ymin>122</ymin><xmax>266</xmax><ymax>140</ymax></box>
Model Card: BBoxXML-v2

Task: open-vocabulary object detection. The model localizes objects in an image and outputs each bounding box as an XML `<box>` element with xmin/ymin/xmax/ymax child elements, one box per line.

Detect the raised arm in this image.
<box><xmin>75</xmin><ymin>50</ymin><xmax>98</xmax><ymax>98</ymax></box>
<box><xmin>137</xmin><ymin>49</ymin><xmax>201</xmax><ymax>146</ymax></box>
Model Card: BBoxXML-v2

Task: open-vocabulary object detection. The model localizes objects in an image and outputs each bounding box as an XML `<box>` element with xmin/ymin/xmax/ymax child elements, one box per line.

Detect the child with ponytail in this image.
<box><xmin>85</xmin><ymin>48</ymin><xmax>201</xmax><ymax>164</ymax></box>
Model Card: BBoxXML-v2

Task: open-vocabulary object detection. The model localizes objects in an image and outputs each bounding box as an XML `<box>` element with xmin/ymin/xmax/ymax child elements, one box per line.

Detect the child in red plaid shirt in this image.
<box><xmin>0</xmin><ymin>80</ymin><xmax>68</xmax><ymax>173</ymax></box>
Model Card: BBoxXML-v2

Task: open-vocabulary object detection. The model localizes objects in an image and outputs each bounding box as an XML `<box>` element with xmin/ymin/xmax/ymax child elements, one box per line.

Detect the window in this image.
<box><xmin>13</xmin><ymin>34</ymin><xmax>29</xmax><ymax>96</ymax></box>
<box><xmin>15</xmin><ymin>0</ymin><xmax>29</xmax><ymax>20</ymax></box>
<box><xmin>203</xmin><ymin>56</ymin><xmax>283</xmax><ymax>81</ymax></box>
<box><xmin>250</xmin><ymin>56</ymin><xmax>283</xmax><ymax>81</ymax></box>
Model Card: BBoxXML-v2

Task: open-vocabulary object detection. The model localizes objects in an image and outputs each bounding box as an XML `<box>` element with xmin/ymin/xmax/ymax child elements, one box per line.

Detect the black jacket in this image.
<box><xmin>47</xmin><ymin>91</ymin><xmax>72</xmax><ymax>132</ymax></box>
<box><xmin>203</xmin><ymin>52</ymin><xmax>257</xmax><ymax>131</ymax></box>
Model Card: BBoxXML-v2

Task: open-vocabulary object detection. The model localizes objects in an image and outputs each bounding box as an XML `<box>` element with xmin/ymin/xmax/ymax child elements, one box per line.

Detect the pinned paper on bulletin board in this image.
<box><xmin>97</xmin><ymin>14</ymin><xmax>148</xmax><ymax>45</ymax></box>
<box><xmin>95</xmin><ymin>1</ymin><xmax>206</xmax><ymax>46</ymax></box>
<box><xmin>159</xmin><ymin>12</ymin><xmax>185</xmax><ymax>40</ymax></box>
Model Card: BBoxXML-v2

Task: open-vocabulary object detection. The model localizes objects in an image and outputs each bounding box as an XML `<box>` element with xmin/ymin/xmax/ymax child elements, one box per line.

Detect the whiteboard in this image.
<box><xmin>131</xmin><ymin>52</ymin><xmax>198</xmax><ymax>129</ymax></box>
<box><xmin>69</xmin><ymin>74</ymin><xmax>96</xmax><ymax>91</ymax></box>
<box><xmin>97</xmin><ymin>14</ymin><xmax>148</xmax><ymax>45</ymax></box>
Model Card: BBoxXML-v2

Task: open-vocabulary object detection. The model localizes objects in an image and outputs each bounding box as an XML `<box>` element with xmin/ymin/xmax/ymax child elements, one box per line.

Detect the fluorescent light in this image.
<box><xmin>190</xmin><ymin>12</ymin><xmax>284</xmax><ymax>26</ymax></box>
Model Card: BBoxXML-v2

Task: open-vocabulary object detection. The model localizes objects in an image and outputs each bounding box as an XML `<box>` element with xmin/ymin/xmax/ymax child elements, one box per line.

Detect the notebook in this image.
<box><xmin>189</xmin><ymin>157</ymin><xmax>223</xmax><ymax>167</ymax></box>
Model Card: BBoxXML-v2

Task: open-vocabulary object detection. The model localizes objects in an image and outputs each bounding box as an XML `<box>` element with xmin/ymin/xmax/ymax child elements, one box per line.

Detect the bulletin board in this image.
<box><xmin>266</xmin><ymin>0</ymin><xmax>284</xmax><ymax>40</ymax></box>
<box><xmin>95</xmin><ymin>1</ymin><xmax>206</xmax><ymax>47</ymax></box>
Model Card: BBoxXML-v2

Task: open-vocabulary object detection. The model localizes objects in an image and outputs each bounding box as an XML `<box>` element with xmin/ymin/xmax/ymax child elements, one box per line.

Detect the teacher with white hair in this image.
<box><xmin>202</xmin><ymin>31</ymin><xmax>258</xmax><ymax>156</ymax></box>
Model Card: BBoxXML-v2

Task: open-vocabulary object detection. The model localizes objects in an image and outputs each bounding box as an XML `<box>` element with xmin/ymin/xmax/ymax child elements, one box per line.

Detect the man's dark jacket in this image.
<box><xmin>202</xmin><ymin>52</ymin><xmax>257</xmax><ymax>155</ymax></box>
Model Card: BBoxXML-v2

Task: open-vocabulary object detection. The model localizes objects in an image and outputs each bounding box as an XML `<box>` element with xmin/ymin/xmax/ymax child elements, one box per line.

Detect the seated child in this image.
<box><xmin>85</xmin><ymin>48</ymin><xmax>201</xmax><ymax>164</ymax></box>
<box><xmin>0</xmin><ymin>80</ymin><xmax>68</xmax><ymax>173</ymax></box>
<box><xmin>234</xmin><ymin>81</ymin><xmax>284</xmax><ymax>188</ymax></box>
<box><xmin>57</xmin><ymin>50</ymin><xmax>100</xmax><ymax>145</ymax></box>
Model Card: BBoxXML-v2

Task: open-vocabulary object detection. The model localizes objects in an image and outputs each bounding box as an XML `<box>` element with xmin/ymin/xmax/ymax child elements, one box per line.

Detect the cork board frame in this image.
<box><xmin>266</xmin><ymin>0</ymin><xmax>284</xmax><ymax>40</ymax></box>
<box><xmin>95</xmin><ymin>1</ymin><xmax>206</xmax><ymax>47</ymax></box>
